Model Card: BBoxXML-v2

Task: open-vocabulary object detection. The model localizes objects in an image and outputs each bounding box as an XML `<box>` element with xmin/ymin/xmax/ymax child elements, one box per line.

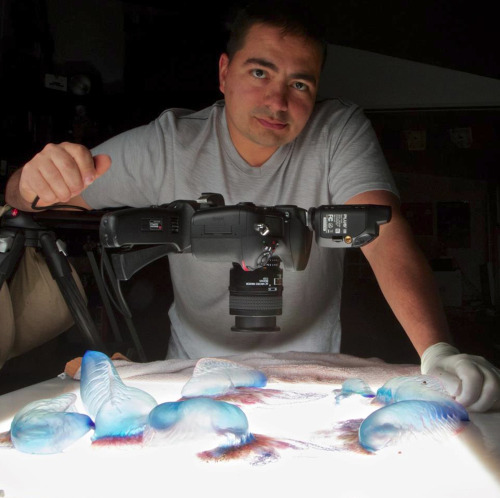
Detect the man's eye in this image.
<box><xmin>251</xmin><ymin>69</ymin><xmax>266</xmax><ymax>79</ymax></box>
<box><xmin>292</xmin><ymin>81</ymin><xmax>308</xmax><ymax>91</ymax></box>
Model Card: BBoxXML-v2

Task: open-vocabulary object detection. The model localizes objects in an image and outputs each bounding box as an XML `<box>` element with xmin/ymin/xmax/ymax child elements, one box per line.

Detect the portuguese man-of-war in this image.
<box><xmin>358</xmin><ymin>399</ymin><xmax>469</xmax><ymax>452</ymax></box>
<box><xmin>183</xmin><ymin>358</ymin><xmax>329</xmax><ymax>407</ymax></box>
<box><xmin>10</xmin><ymin>393</ymin><xmax>94</xmax><ymax>454</ymax></box>
<box><xmin>80</xmin><ymin>350</ymin><xmax>157</xmax><ymax>441</ymax></box>
<box><xmin>144</xmin><ymin>397</ymin><xmax>254</xmax><ymax>454</ymax></box>
<box><xmin>333</xmin><ymin>378</ymin><xmax>375</xmax><ymax>403</ymax></box>
<box><xmin>181</xmin><ymin>357</ymin><xmax>267</xmax><ymax>398</ymax></box>
<box><xmin>375</xmin><ymin>375</ymin><xmax>455</xmax><ymax>406</ymax></box>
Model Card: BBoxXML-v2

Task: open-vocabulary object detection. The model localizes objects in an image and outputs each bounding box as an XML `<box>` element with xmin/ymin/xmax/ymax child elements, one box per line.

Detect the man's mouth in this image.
<box><xmin>256</xmin><ymin>117</ymin><xmax>287</xmax><ymax>130</ymax></box>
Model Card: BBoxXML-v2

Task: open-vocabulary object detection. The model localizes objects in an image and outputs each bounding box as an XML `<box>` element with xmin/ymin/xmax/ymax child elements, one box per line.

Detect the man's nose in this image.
<box><xmin>264</xmin><ymin>83</ymin><xmax>288</xmax><ymax>112</ymax></box>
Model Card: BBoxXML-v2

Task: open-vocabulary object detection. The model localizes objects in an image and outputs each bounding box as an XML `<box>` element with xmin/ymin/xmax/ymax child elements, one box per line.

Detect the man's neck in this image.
<box><xmin>224</xmin><ymin>112</ymin><xmax>280</xmax><ymax>167</ymax></box>
<box><xmin>229</xmin><ymin>133</ymin><xmax>279</xmax><ymax>167</ymax></box>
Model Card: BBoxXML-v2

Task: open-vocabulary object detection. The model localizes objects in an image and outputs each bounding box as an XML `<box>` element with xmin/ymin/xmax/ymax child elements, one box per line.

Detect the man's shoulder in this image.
<box><xmin>157</xmin><ymin>101</ymin><xmax>224</xmax><ymax>123</ymax></box>
<box><xmin>304</xmin><ymin>98</ymin><xmax>365</xmax><ymax>136</ymax></box>
<box><xmin>312</xmin><ymin>97</ymin><xmax>361</xmax><ymax>117</ymax></box>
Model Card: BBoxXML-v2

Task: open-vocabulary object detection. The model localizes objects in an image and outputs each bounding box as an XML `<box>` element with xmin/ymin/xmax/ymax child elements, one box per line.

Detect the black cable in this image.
<box><xmin>31</xmin><ymin>195</ymin><xmax>89</xmax><ymax>212</ymax></box>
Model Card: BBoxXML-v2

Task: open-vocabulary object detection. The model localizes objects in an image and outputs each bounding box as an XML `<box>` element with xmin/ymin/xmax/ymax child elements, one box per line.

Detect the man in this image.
<box><xmin>5</xmin><ymin>1</ymin><xmax>499</xmax><ymax>411</ymax></box>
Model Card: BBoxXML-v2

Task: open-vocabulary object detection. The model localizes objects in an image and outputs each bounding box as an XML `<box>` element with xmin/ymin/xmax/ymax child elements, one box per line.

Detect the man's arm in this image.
<box><xmin>347</xmin><ymin>189</ymin><xmax>500</xmax><ymax>411</ymax></box>
<box><xmin>5</xmin><ymin>142</ymin><xmax>111</xmax><ymax>211</ymax></box>
<box><xmin>347</xmin><ymin>190</ymin><xmax>451</xmax><ymax>355</ymax></box>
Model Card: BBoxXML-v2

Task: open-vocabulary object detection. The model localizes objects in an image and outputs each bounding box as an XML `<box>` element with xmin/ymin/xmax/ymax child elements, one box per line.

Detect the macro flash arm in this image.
<box><xmin>98</xmin><ymin>194</ymin><xmax>391</xmax><ymax>333</ymax></box>
<box><xmin>309</xmin><ymin>204</ymin><xmax>392</xmax><ymax>248</ymax></box>
<box><xmin>100</xmin><ymin>197</ymin><xmax>391</xmax><ymax>266</ymax></box>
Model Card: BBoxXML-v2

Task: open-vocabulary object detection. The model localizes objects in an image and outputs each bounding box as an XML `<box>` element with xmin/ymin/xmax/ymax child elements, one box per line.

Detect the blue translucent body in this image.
<box><xmin>80</xmin><ymin>350</ymin><xmax>157</xmax><ymax>440</ymax></box>
<box><xmin>10</xmin><ymin>393</ymin><xmax>94</xmax><ymax>454</ymax></box>
<box><xmin>181</xmin><ymin>358</ymin><xmax>267</xmax><ymax>398</ymax></box>
<box><xmin>147</xmin><ymin>397</ymin><xmax>253</xmax><ymax>449</ymax></box>
<box><xmin>334</xmin><ymin>378</ymin><xmax>375</xmax><ymax>402</ymax></box>
<box><xmin>359</xmin><ymin>399</ymin><xmax>469</xmax><ymax>452</ymax></box>
<box><xmin>375</xmin><ymin>375</ymin><xmax>453</xmax><ymax>405</ymax></box>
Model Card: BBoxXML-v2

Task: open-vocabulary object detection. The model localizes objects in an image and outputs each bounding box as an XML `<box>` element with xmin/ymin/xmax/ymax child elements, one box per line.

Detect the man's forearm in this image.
<box><xmin>362</xmin><ymin>214</ymin><xmax>453</xmax><ymax>356</ymax></box>
<box><xmin>5</xmin><ymin>168</ymin><xmax>34</xmax><ymax>211</ymax></box>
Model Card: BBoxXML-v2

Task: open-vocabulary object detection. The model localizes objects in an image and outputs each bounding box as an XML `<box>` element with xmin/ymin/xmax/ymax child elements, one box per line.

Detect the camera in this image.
<box><xmin>99</xmin><ymin>194</ymin><xmax>390</xmax><ymax>333</ymax></box>
<box><xmin>309</xmin><ymin>204</ymin><xmax>392</xmax><ymax>248</ymax></box>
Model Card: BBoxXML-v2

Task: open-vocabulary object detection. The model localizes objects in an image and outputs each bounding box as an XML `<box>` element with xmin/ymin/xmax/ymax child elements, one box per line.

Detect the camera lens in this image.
<box><xmin>228</xmin><ymin>257</ymin><xmax>282</xmax><ymax>332</ymax></box>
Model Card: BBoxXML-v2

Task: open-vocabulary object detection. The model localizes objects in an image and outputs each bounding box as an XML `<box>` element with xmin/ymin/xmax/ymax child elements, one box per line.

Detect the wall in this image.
<box><xmin>366</xmin><ymin>107</ymin><xmax>499</xmax><ymax>311</ymax></box>
<box><xmin>46</xmin><ymin>0</ymin><xmax>124</xmax><ymax>91</ymax></box>
<box><xmin>319</xmin><ymin>44</ymin><xmax>500</xmax><ymax>109</ymax></box>
<box><xmin>395</xmin><ymin>172</ymin><xmax>489</xmax><ymax>293</ymax></box>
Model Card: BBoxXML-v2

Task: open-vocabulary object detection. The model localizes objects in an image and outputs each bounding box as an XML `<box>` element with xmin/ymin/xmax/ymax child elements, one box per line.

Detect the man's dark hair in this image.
<box><xmin>225</xmin><ymin>0</ymin><xmax>328</xmax><ymax>68</ymax></box>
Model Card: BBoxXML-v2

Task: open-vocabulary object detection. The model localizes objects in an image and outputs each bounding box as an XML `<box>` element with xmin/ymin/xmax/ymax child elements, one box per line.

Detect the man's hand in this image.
<box><xmin>421</xmin><ymin>342</ymin><xmax>500</xmax><ymax>412</ymax></box>
<box><xmin>18</xmin><ymin>142</ymin><xmax>111</xmax><ymax>208</ymax></box>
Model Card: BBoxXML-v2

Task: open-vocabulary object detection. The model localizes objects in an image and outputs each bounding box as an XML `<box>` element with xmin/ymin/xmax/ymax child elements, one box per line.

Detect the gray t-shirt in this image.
<box><xmin>85</xmin><ymin>98</ymin><xmax>398</xmax><ymax>359</ymax></box>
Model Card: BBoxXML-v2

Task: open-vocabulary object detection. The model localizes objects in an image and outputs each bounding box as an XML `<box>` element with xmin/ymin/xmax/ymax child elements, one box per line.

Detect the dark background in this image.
<box><xmin>1</xmin><ymin>0</ymin><xmax>499</xmax><ymax>158</ymax></box>
<box><xmin>0</xmin><ymin>0</ymin><xmax>499</xmax><ymax>393</ymax></box>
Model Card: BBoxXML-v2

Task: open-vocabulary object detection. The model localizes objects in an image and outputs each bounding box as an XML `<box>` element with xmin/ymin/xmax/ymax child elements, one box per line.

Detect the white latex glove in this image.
<box><xmin>421</xmin><ymin>342</ymin><xmax>500</xmax><ymax>412</ymax></box>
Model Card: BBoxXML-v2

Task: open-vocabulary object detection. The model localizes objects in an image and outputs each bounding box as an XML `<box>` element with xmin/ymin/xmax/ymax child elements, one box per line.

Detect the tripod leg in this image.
<box><xmin>0</xmin><ymin>229</ymin><xmax>26</xmax><ymax>290</ymax></box>
<box><xmin>85</xmin><ymin>247</ymin><xmax>124</xmax><ymax>344</ymax></box>
<box><xmin>56</xmin><ymin>274</ymin><xmax>107</xmax><ymax>352</ymax></box>
<box><xmin>39</xmin><ymin>231</ymin><xmax>107</xmax><ymax>353</ymax></box>
<box><xmin>100</xmin><ymin>248</ymin><xmax>147</xmax><ymax>362</ymax></box>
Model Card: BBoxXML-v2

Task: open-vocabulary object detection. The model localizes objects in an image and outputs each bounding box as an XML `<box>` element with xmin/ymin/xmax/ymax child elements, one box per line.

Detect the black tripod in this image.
<box><xmin>0</xmin><ymin>207</ymin><xmax>107</xmax><ymax>353</ymax></box>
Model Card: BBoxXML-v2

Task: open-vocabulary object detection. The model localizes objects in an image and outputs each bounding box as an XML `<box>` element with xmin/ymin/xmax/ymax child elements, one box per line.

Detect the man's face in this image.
<box><xmin>219</xmin><ymin>23</ymin><xmax>322</xmax><ymax>166</ymax></box>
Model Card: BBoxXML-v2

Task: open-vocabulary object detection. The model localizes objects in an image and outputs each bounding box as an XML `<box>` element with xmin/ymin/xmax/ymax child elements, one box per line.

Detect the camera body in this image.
<box><xmin>191</xmin><ymin>203</ymin><xmax>312</xmax><ymax>271</ymax></box>
<box><xmin>100</xmin><ymin>195</ymin><xmax>312</xmax><ymax>272</ymax></box>
<box><xmin>99</xmin><ymin>194</ymin><xmax>390</xmax><ymax>332</ymax></box>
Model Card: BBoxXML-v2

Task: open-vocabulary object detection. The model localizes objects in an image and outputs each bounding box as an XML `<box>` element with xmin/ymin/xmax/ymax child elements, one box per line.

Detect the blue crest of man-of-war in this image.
<box><xmin>358</xmin><ymin>399</ymin><xmax>469</xmax><ymax>452</ymax></box>
<box><xmin>181</xmin><ymin>358</ymin><xmax>267</xmax><ymax>398</ymax></box>
<box><xmin>333</xmin><ymin>378</ymin><xmax>375</xmax><ymax>403</ymax></box>
<box><xmin>144</xmin><ymin>397</ymin><xmax>254</xmax><ymax>452</ymax></box>
<box><xmin>80</xmin><ymin>350</ymin><xmax>157</xmax><ymax>440</ymax></box>
<box><xmin>375</xmin><ymin>375</ymin><xmax>454</xmax><ymax>405</ymax></box>
<box><xmin>10</xmin><ymin>393</ymin><xmax>94</xmax><ymax>454</ymax></box>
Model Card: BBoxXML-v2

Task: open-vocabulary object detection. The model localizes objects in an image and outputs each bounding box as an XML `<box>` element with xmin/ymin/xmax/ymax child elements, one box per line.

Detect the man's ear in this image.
<box><xmin>218</xmin><ymin>53</ymin><xmax>230</xmax><ymax>94</ymax></box>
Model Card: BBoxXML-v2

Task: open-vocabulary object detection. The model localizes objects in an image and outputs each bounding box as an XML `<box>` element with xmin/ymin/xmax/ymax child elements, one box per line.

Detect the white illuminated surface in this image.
<box><xmin>0</xmin><ymin>363</ymin><xmax>499</xmax><ymax>498</ymax></box>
